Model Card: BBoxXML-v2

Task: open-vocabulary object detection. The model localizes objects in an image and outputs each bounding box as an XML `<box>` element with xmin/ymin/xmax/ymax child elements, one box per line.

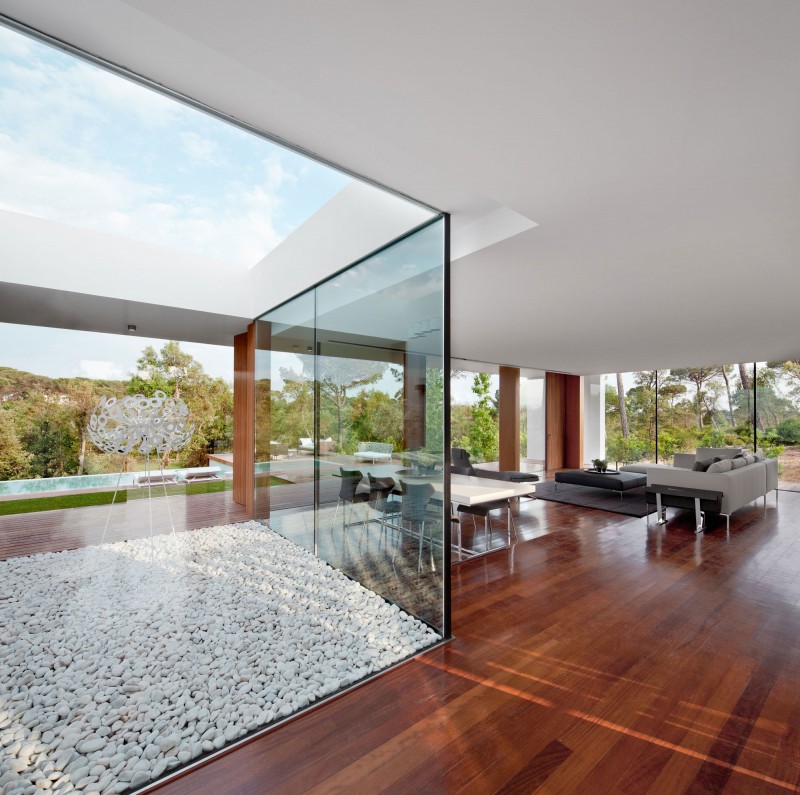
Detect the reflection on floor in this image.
<box><xmin>154</xmin><ymin>492</ymin><xmax>800</xmax><ymax>795</ymax></box>
<box><xmin>0</xmin><ymin>523</ymin><xmax>440</xmax><ymax>794</ymax></box>
<box><xmin>267</xmin><ymin>505</ymin><xmax>448</xmax><ymax>628</ymax></box>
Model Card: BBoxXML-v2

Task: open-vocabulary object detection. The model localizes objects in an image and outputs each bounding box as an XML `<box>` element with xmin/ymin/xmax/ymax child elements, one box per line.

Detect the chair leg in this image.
<box><xmin>418</xmin><ymin>520</ymin><xmax>425</xmax><ymax>572</ymax></box>
<box><xmin>331</xmin><ymin>499</ymin><xmax>340</xmax><ymax>532</ymax></box>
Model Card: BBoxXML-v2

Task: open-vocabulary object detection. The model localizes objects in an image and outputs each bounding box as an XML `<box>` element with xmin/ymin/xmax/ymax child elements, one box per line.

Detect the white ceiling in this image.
<box><xmin>1</xmin><ymin>0</ymin><xmax>798</xmax><ymax>374</ymax></box>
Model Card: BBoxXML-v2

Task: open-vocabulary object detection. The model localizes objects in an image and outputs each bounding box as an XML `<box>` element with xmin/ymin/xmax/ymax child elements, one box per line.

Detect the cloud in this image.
<box><xmin>179</xmin><ymin>131</ymin><xmax>222</xmax><ymax>165</ymax></box>
<box><xmin>80</xmin><ymin>360</ymin><xmax>126</xmax><ymax>380</ymax></box>
<box><xmin>0</xmin><ymin>26</ymin><xmax>344</xmax><ymax>267</ymax></box>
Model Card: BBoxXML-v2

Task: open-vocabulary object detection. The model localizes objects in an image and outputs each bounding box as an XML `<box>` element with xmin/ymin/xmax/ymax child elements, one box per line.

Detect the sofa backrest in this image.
<box><xmin>696</xmin><ymin>447</ymin><xmax>742</xmax><ymax>461</ymax></box>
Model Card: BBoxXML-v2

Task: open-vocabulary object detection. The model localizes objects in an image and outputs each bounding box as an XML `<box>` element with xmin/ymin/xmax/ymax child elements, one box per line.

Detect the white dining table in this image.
<box><xmin>393</xmin><ymin>472</ymin><xmax>536</xmax><ymax>558</ymax></box>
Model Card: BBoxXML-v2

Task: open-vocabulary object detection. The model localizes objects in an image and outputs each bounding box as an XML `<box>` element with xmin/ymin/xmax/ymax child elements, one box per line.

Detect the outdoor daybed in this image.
<box><xmin>353</xmin><ymin>442</ymin><xmax>393</xmax><ymax>463</ymax></box>
<box><xmin>298</xmin><ymin>437</ymin><xmax>335</xmax><ymax>454</ymax></box>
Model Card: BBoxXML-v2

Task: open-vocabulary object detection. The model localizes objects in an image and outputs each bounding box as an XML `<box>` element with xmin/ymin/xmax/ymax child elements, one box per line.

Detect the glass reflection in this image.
<box><xmin>255</xmin><ymin>218</ymin><xmax>447</xmax><ymax>633</ymax></box>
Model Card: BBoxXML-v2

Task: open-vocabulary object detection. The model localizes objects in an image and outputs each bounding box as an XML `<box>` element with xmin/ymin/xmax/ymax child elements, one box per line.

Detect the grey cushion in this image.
<box><xmin>692</xmin><ymin>458</ymin><xmax>715</xmax><ymax>472</ymax></box>
<box><xmin>707</xmin><ymin>459</ymin><xmax>733</xmax><ymax>473</ymax></box>
<box><xmin>730</xmin><ymin>457</ymin><xmax>747</xmax><ymax>469</ymax></box>
<box><xmin>697</xmin><ymin>447</ymin><xmax>742</xmax><ymax>461</ymax></box>
<box><xmin>753</xmin><ymin>451</ymin><xmax>765</xmax><ymax>462</ymax></box>
<box><xmin>745</xmin><ymin>455</ymin><xmax>756</xmax><ymax>465</ymax></box>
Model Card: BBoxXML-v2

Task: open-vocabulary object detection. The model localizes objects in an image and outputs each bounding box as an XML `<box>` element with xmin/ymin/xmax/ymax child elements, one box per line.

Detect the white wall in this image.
<box><xmin>583</xmin><ymin>375</ymin><xmax>606</xmax><ymax>464</ymax></box>
<box><xmin>525</xmin><ymin>376</ymin><xmax>546</xmax><ymax>464</ymax></box>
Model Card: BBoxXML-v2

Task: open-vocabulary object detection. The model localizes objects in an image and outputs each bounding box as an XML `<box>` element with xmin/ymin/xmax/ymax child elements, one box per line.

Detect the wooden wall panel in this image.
<box><xmin>233</xmin><ymin>323</ymin><xmax>255</xmax><ymax>515</ymax></box>
<box><xmin>499</xmin><ymin>366</ymin><xmax>520</xmax><ymax>471</ymax></box>
<box><xmin>546</xmin><ymin>372</ymin><xmax>583</xmax><ymax>471</ymax></box>
<box><xmin>564</xmin><ymin>375</ymin><xmax>584</xmax><ymax>469</ymax></box>
<box><xmin>546</xmin><ymin>372</ymin><xmax>566</xmax><ymax>470</ymax></box>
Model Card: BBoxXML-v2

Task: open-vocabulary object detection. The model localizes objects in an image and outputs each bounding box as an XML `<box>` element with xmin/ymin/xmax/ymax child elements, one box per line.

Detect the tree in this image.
<box><xmin>718</xmin><ymin>366</ymin><xmax>736</xmax><ymax>427</ymax></box>
<box><xmin>669</xmin><ymin>367</ymin><xmax>718</xmax><ymax>430</ymax></box>
<box><xmin>281</xmin><ymin>356</ymin><xmax>386</xmax><ymax>449</ymax></box>
<box><xmin>129</xmin><ymin>341</ymin><xmax>232</xmax><ymax>468</ymax></box>
<box><xmin>0</xmin><ymin>409</ymin><xmax>28</xmax><ymax>480</ymax></box>
<box><xmin>350</xmin><ymin>389</ymin><xmax>403</xmax><ymax>450</ymax></box>
<box><xmin>129</xmin><ymin>341</ymin><xmax>203</xmax><ymax>402</ymax></box>
<box><xmin>616</xmin><ymin>373</ymin><xmax>630</xmax><ymax>439</ymax></box>
<box><xmin>63</xmin><ymin>380</ymin><xmax>99</xmax><ymax>476</ymax></box>
<box><xmin>467</xmin><ymin>373</ymin><xmax>498</xmax><ymax>462</ymax></box>
<box><xmin>22</xmin><ymin>405</ymin><xmax>78</xmax><ymax>478</ymax></box>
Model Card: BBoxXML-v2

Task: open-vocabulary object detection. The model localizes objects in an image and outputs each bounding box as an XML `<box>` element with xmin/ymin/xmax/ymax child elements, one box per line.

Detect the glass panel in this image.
<box><xmin>315</xmin><ymin>219</ymin><xmax>446</xmax><ymax>629</ymax></box>
<box><xmin>657</xmin><ymin>364</ymin><xmax>755</xmax><ymax>464</ymax></box>
<box><xmin>450</xmin><ymin>366</ymin><xmax>499</xmax><ymax>464</ymax></box>
<box><xmin>755</xmin><ymin>361</ymin><xmax>798</xmax><ymax>489</ymax></box>
<box><xmin>255</xmin><ymin>291</ymin><xmax>316</xmax><ymax>552</ymax></box>
<box><xmin>254</xmin><ymin>218</ymin><xmax>447</xmax><ymax>632</ymax></box>
<box><xmin>603</xmin><ymin>371</ymin><xmax>657</xmax><ymax>466</ymax></box>
<box><xmin>521</xmin><ymin>372</ymin><xmax>546</xmax><ymax>474</ymax></box>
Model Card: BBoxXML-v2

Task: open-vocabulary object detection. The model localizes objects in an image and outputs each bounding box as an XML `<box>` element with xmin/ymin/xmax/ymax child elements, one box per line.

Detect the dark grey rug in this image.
<box><xmin>535</xmin><ymin>481</ymin><xmax>656</xmax><ymax>517</ymax></box>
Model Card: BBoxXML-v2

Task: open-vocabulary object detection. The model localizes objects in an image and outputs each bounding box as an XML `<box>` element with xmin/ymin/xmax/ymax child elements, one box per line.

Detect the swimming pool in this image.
<box><xmin>0</xmin><ymin>469</ymin><xmax>222</xmax><ymax>497</ymax></box>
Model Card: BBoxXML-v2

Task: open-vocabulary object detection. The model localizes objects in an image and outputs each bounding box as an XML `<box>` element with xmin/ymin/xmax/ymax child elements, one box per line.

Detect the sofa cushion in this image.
<box><xmin>753</xmin><ymin>451</ymin><xmax>765</xmax><ymax>462</ymax></box>
<box><xmin>730</xmin><ymin>457</ymin><xmax>747</xmax><ymax>469</ymax></box>
<box><xmin>707</xmin><ymin>459</ymin><xmax>733</xmax><ymax>473</ymax></box>
<box><xmin>745</xmin><ymin>454</ymin><xmax>756</xmax><ymax>465</ymax></box>
<box><xmin>692</xmin><ymin>458</ymin><xmax>715</xmax><ymax>472</ymax></box>
<box><xmin>697</xmin><ymin>447</ymin><xmax>742</xmax><ymax>461</ymax></box>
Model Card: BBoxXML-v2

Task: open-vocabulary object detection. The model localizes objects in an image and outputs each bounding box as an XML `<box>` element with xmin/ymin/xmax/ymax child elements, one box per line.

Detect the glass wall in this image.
<box><xmin>596</xmin><ymin>362</ymin><xmax>799</xmax><ymax>489</ymax></box>
<box><xmin>603</xmin><ymin>371</ymin><xmax>657</xmax><ymax>466</ymax></box>
<box><xmin>755</xmin><ymin>360</ymin><xmax>800</xmax><ymax>490</ymax></box>
<box><xmin>256</xmin><ymin>217</ymin><xmax>448</xmax><ymax>632</ymax></box>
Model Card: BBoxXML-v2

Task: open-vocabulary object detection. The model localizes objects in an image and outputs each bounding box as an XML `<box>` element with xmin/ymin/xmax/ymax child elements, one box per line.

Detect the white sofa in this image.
<box><xmin>353</xmin><ymin>442</ymin><xmax>393</xmax><ymax>463</ymax></box>
<box><xmin>622</xmin><ymin>448</ymin><xmax>778</xmax><ymax>530</ymax></box>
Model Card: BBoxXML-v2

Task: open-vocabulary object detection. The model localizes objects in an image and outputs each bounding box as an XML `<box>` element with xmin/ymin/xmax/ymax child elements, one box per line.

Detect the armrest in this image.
<box><xmin>672</xmin><ymin>453</ymin><xmax>695</xmax><ymax>469</ymax></box>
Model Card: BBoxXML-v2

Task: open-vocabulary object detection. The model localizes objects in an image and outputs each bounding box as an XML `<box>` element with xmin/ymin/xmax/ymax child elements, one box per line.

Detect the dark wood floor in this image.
<box><xmin>144</xmin><ymin>490</ymin><xmax>800</xmax><ymax>795</ymax></box>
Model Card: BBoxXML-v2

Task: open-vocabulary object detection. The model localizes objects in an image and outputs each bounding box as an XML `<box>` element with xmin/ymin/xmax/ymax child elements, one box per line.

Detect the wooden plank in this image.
<box><xmin>233</xmin><ymin>322</ymin><xmax>255</xmax><ymax>514</ymax></box>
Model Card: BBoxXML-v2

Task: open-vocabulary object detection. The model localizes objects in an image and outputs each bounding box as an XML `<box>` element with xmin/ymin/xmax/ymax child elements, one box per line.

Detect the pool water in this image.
<box><xmin>0</xmin><ymin>469</ymin><xmax>216</xmax><ymax>497</ymax></box>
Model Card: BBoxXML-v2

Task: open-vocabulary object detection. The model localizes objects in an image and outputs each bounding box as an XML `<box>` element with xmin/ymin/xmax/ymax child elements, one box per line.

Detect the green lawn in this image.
<box><xmin>0</xmin><ymin>490</ymin><xmax>127</xmax><ymax>516</ymax></box>
<box><xmin>0</xmin><ymin>476</ymin><xmax>290</xmax><ymax>516</ymax></box>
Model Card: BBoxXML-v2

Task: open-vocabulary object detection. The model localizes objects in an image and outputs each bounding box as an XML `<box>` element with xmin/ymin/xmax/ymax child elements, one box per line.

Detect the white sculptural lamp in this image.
<box><xmin>88</xmin><ymin>390</ymin><xmax>194</xmax><ymax>551</ymax></box>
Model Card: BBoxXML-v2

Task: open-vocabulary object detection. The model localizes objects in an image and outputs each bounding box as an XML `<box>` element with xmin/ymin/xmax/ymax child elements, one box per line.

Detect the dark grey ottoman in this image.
<box><xmin>555</xmin><ymin>469</ymin><xmax>646</xmax><ymax>499</ymax></box>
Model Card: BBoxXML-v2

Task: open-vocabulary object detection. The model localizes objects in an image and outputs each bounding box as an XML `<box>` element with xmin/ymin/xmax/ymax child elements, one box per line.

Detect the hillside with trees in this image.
<box><xmin>606</xmin><ymin>362</ymin><xmax>799</xmax><ymax>476</ymax></box>
<box><xmin>0</xmin><ymin>342</ymin><xmax>233</xmax><ymax>481</ymax></box>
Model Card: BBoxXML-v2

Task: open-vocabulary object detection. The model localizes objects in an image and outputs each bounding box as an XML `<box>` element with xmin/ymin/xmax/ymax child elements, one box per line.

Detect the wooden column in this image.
<box><xmin>545</xmin><ymin>372</ymin><xmax>584</xmax><ymax>471</ymax></box>
<box><xmin>564</xmin><ymin>375</ymin><xmax>584</xmax><ymax>469</ymax></box>
<box><xmin>498</xmin><ymin>366</ymin><xmax>520</xmax><ymax>471</ymax></box>
<box><xmin>233</xmin><ymin>322</ymin><xmax>255</xmax><ymax>515</ymax></box>
<box><xmin>404</xmin><ymin>352</ymin><xmax>427</xmax><ymax>450</ymax></box>
<box><xmin>546</xmin><ymin>372</ymin><xmax>566</xmax><ymax>471</ymax></box>
<box><xmin>254</xmin><ymin>320</ymin><xmax>270</xmax><ymax>521</ymax></box>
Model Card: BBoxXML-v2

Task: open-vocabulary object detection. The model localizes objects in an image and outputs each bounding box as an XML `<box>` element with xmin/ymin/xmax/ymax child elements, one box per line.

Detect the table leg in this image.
<box><xmin>656</xmin><ymin>493</ymin><xmax>666</xmax><ymax>525</ymax></box>
<box><xmin>694</xmin><ymin>497</ymin><xmax>704</xmax><ymax>534</ymax></box>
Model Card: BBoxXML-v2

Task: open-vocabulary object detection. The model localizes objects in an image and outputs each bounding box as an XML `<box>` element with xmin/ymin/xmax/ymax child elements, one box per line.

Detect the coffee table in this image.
<box><xmin>554</xmin><ymin>469</ymin><xmax>647</xmax><ymax>500</ymax></box>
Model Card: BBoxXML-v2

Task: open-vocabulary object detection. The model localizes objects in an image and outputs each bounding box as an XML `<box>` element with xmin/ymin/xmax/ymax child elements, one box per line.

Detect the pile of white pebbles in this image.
<box><xmin>0</xmin><ymin>522</ymin><xmax>440</xmax><ymax>794</ymax></box>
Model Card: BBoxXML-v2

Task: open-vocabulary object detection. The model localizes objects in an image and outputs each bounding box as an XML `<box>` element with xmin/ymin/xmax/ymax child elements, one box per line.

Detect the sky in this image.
<box><xmin>0</xmin><ymin>323</ymin><xmax>233</xmax><ymax>382</ymax></box>
<box><xmin>0</xmin><ymin>23</ymin><xmax>349</xmax><ymax>267</ymax></box>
